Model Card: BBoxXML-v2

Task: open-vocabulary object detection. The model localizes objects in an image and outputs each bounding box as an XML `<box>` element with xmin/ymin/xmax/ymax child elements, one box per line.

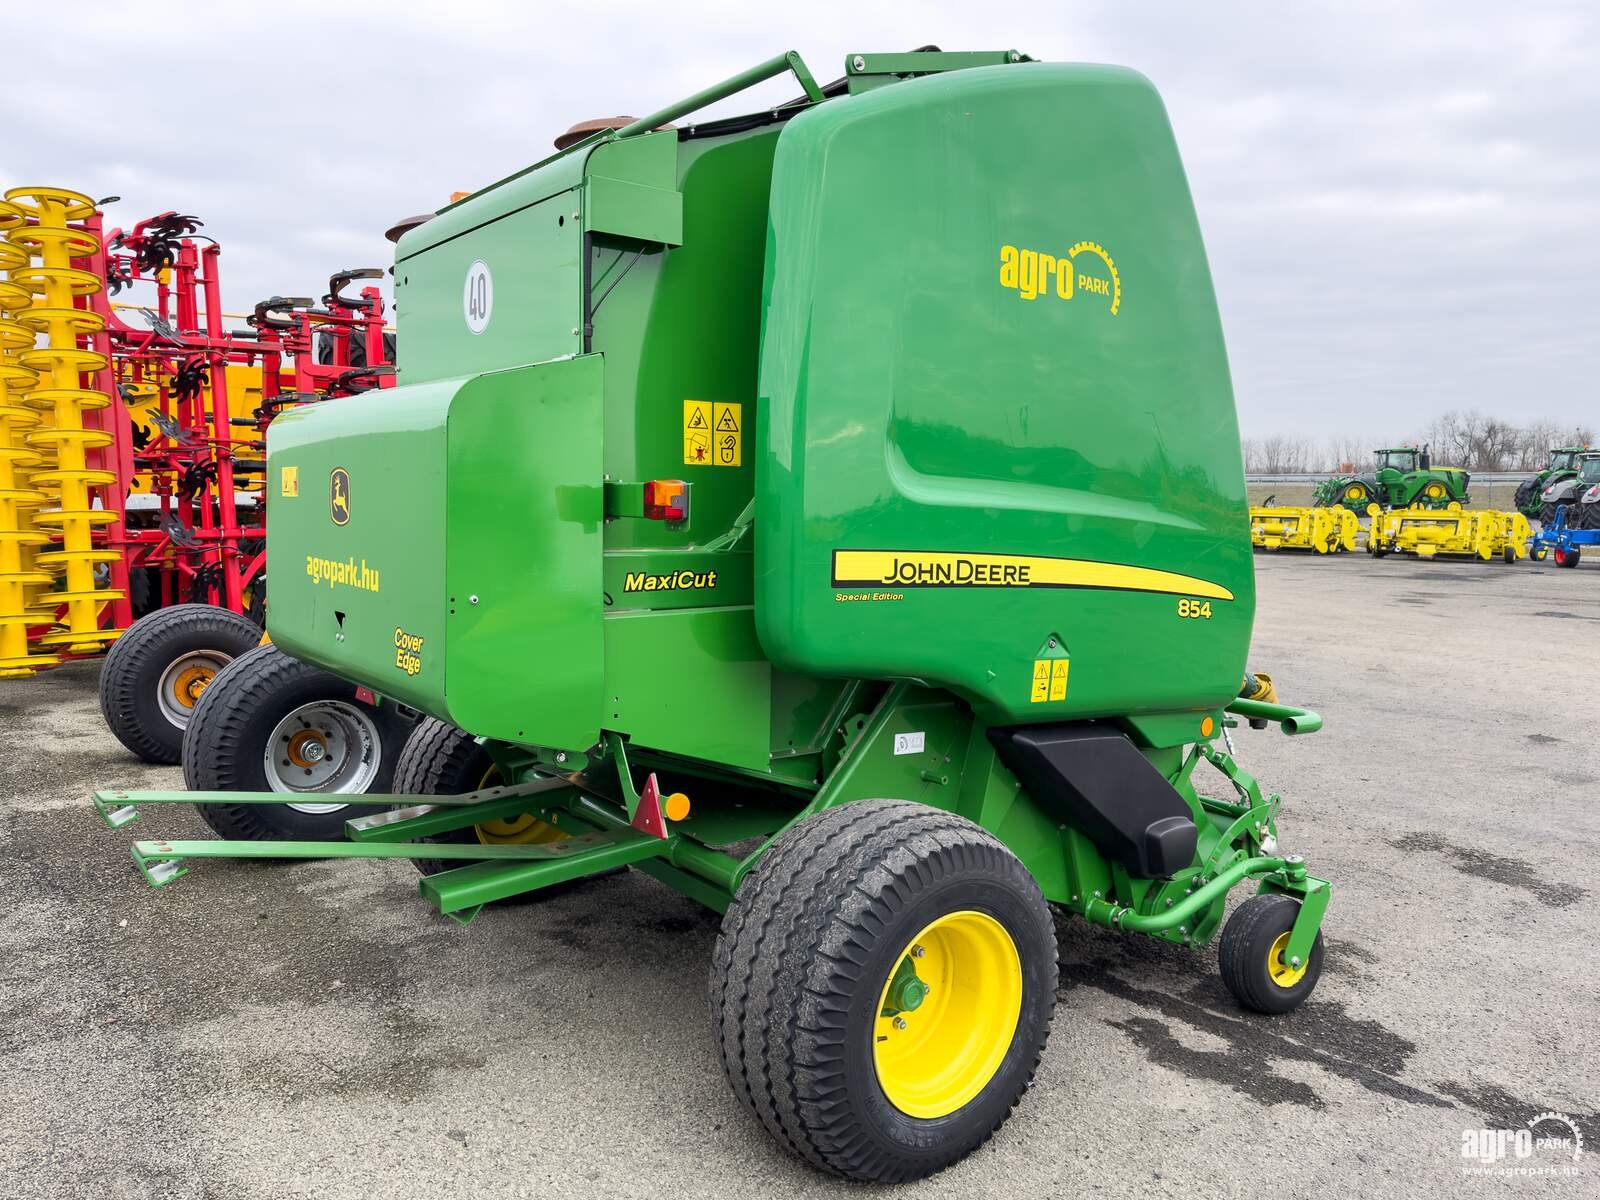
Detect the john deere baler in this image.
<box><xmin>98</xmin><ymin>49</ymin><xmax>1330</xmax><ymax>1184</ymax></box>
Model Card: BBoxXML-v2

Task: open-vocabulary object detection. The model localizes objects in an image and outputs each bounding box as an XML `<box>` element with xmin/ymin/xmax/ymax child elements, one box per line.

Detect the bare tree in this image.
<box><xmin>1245</xmin><ymin>412</ymin><xmax>1596</xmax><ymax>473</ymax></box>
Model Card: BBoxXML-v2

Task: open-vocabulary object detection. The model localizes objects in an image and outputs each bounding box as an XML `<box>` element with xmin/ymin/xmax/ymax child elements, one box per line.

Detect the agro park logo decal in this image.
<box><xmin>330</xmin><ymin>467</ymin><xmax>351</xmax><ymax>526</ymax></box>
<box><xmin>998</xmin><ymin>241</ymin><xmax>1120</xmax><ymax>314</ymax></box>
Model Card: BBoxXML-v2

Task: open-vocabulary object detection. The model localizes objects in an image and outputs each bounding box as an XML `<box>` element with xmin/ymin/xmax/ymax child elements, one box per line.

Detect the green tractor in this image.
<box><xmin>1518</xmin><ymin>445</ymin><xmax>1589</xmax><ymax>523</ymax></box>
<box><xmin>1313</xmin><ymin>445</ymin><xmax>1470</xmax><ymax>512</ymax></box>
<box><xmin>95</xmin><ymin>49</ymin><xmax>1331</xmax><ymax>1182</ymax></box>
<box><xmin>1539</xmin><ymin>451</ymin><xmax>1600</xmax><ymax>530</ymax></box>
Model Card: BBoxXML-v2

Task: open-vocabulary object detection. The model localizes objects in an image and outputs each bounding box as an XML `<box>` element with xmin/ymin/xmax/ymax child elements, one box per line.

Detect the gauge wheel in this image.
<box><xmin>99</xmin><ymin>603</ymin><xmax>264</xmax><ymax>764</ymax></box>
<box><xmin>1219</xmin><ymin>893</ymin><xmax>1324</xmax><ymax>1014</ymax></box>
<box><xmin>183</xmin><ymin>643</ymin><xmax>414</xmax><ymax>839</ymax></box>
<box><xmin>710</xmin><ymin>799</ymin><xmax>1057</xmax><ymax>1182</ymax></box>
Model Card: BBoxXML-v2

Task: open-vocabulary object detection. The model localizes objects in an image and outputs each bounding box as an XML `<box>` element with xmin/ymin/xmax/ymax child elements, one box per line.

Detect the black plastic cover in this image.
<box><xmin>989</xmin><ymin>724</ymin><xmax>1199</xmax><ymax>879</ymax></box>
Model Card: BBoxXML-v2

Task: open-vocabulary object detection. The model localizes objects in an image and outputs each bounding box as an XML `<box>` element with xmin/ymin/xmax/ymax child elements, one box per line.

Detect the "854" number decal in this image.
<box><xmin>1177</xmin><ymin>598</ymin><xmax>1213</xmax><ymax>620</ymax></box>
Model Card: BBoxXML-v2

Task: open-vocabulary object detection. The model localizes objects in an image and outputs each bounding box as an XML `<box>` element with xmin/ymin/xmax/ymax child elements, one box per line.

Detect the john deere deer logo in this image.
<box><xmin>330</xmin><ymin>468</ymin><xmax>351</xmax><ymax>526</ymax></box>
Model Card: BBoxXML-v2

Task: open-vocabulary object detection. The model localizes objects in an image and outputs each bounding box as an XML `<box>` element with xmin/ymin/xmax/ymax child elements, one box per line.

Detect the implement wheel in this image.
<box><xmin>710</xmin><ymin>799</ymin><xmax>1056</xmax><ymax>1183</ymax></box>
<box><xmin>392</xmin><ymin>717</ymin><xmax>575</xmax><ymax>886</ymax></box>
<box><xmin>1219</xmin><ymin>893</ymin><xmax>1324</xmax><ymax>1014</ymax></box>
<box><xmin>183</xmin><ymin>643</ymin><xmax>413</xmax><ymax>840</ymax></box>
<box><xmin>99</xmin><ymin>604</ymin><xmax>263</xmax><ymax>764</ymax></box>
<box><xmin>1553</xmin><ymin>545</ymin><xmax>1581</xmax><ymax>568</ymax></box>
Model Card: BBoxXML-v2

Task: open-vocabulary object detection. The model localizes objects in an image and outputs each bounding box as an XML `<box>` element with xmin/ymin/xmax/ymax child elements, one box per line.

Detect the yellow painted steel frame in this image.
<box><xmin>1367</xmin><ymin>504</ymin><xmax>1531</xmax><ymax>561</ymax></box>
<box><xmin>4</xmin><ymin>186</ymin><xmax>123</xmax><ymax>654</ymax></box>
<box><xmin>1249</xmin><ymin>505</ymin><xmax>1358</xmax><ymax>554</ymax></box>
<box><xmin>0</xmin><ymin>201</ymin><xmax>57</xmax><ymax>675</ymax></box>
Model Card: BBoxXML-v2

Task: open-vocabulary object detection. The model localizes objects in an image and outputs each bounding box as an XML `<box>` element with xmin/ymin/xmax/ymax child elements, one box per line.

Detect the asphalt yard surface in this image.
<box><xmin>3</xmin><ymin>550</ymin><xmax>1596</xmax><ymax>1198</ymax></box>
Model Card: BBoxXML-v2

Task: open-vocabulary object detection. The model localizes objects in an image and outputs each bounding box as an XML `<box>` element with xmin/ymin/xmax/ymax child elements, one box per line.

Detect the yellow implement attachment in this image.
<box><xmin>1366</xmin><ymin>504</ymin><xmax>1531</xmax><ymax>562</ymax></box>
<box><xmin>1249</xmin><ymin>505</ymin><xmax>1359</xmax><ymax>554</ymax></box>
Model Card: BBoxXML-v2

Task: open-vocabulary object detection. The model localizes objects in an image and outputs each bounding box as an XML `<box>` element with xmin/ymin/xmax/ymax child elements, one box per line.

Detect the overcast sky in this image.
<box><xmin>5</xmin><ymin>0</ymin><xmax>1595</xmax><ymax>439</ymax></box>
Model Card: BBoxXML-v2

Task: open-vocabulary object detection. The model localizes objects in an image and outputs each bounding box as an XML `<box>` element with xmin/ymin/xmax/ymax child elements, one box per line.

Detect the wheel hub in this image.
<box><xmin>262</xmin><ymin>699</ymin><xmax>381</xmax><ymax>802</ymax></box>
<box><xmin>1267</xmin><ymin>930</ymin><xmax>1308</xmax><ymax>987</ymax></box>
<box><xmin>156</xmin><ymin>650</ymin><xmax>234</xmax><ymax>729</ymax></box>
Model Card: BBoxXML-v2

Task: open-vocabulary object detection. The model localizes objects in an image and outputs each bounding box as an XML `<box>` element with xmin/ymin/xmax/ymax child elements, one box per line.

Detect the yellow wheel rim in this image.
<box><xmin>470</xmin><ymin>764</ymin><xmax>566</xmax><ymax>845</ymax></box>
<box><xmin>1426</xmin><ymin>484</ymin><xmax>1443</xmax><ymax>498</ymax></box>
<box><xmin>871</xmin><ymin>910</ymin><xmax>1023</xmax><ymax>1119</ymax></box>
<box><xmin>1267</xmin><ymin>931</ymin><xmax>1307</xmax><ymax>988</ymax></box>
<box><xmin>1347</xmin><ymin>486</ymin><xmax>1365</xmax><ymax>500</ymax></box>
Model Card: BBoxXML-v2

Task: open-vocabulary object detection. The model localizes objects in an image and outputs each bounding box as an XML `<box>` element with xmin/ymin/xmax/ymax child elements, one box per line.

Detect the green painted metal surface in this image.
<box><xmin>268</xmin><ymin>358</ymin><xmax>604</xmax><ymax>747</ymax></box>
<box><xmin>756</xmin><ymin>63</ymin><xmax>1254</xmax><ymax>724</ymax></box>
<box><xmin>106</xmin><ymin>50</ymin><xmax>1329</xmax><ymax>974</ymax></box>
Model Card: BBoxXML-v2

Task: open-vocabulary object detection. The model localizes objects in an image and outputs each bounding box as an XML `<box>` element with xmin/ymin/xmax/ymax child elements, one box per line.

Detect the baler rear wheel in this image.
<box><xmin>391</xmin><ymin>717</ymin><xmax>574</xmax><ymax>885</ymax></box>
<box><xmin>183</xmin><ymin>643</ymin><xmax>413</xmax><ymax>840</ymax></box>
<box><xmin>99</xmin><ymin>603</ymin><xmax>263</xmax><ymax>764</ymax></box>
<box><xmin>1219</xmin><ymin>893</ymin><xmax>1324</xmax><ymax>1014</ymax></box>
<box><xmin>709</xmin><ymin>799</ymin><xmax>1056</xmax><ymax>1183</ymax></box>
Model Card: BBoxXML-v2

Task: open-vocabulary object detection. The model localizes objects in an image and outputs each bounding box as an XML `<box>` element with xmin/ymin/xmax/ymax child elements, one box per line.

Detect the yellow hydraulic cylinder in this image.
<box><xmin>1249</xmin><ymin>505</ymin><xmax>1359</xmax><ymax>554</ymax></box>
<box><xmin>1367</xmin><ymin>504</ymin><xmax>1532</xmax><ymax>562</ymax></box>
<box><xmin>0</xmin><ymin>202</ymin><xmax>59</xmax><ymax>675</ymax></box>
<box><xmin>4</xmin><ymin>187</ymin><xmax>122</xmax><ymax>654</ymax></box>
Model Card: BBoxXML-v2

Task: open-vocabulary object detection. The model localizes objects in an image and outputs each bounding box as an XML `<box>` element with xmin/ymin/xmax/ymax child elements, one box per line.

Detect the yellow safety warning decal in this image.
<box><xmin>684</xmin><ymin>400</ymin><xmax>742</xmax><ymax>467</ymax></box>
<box><xmin>832</xmin><ymin>550</ymin><xmax>1234</xmax><ymax>601</ymax></box>
<box><xmin>1029</xmin><ymin>659</ymin><xmax>1070</xmax><ymax>704</ymax></box>
<box><xmin>280</xmin><ymin>465</ymin><xmax>298</xmax><ymax>497</ymax></box>
<box><xmin>684</xmin><ymin>401</ymin><xmax>712</xmax><ymax>465</ymax></box>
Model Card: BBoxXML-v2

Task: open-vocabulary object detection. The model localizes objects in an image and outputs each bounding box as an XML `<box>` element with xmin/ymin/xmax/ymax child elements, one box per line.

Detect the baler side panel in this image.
<box><xmin>264</xmin><ymin>383</ymin><xmax>451</xmax><ymax>709</ymax></box>
<box><xmin>392</xmin><ymin>190</ymin><xmax>582</xmax><ymax>387</ymax></box>
<box><xmin>756</xmin><ymin>63</ymin><xmax>1254</xmax><ymax>723</ymax></box>
<box><xmin>444</xmin><ymin>357</ymin><xmax>605</xmax><ymax>748</ymax></box>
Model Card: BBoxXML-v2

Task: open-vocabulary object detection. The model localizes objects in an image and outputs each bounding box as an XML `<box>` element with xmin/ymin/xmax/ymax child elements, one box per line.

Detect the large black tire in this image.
<box><xmin>1540</xmin><ymin>501</ymin><xmax>1558</xmax><ymax>528</ymax></box>
<box><xmin>392</xmin><ymin>717</ymin><xmax>571</xmax><ymax>883</ymax></box>
<box><xmin>99</xmin><ymin>604</ymin><xmax>264</xmax><ymax>764</ymax></box>
<box><xmin>1580</xmin><ymin>502</ymin><xmax>1600</xmax><ymax>531</ymax></box>
<box><xmin>710</xmin><ymin>799</ymin><xmax>1057</xmax><ymax>1183</ymax></box>
<box><xmin>183</xmin><ymin>643</ymin><xmax>414</xmax><ymax>840</ymax></box>
<box><xmin>1513</xmin><ymin>476</ymin><xmax>1540</xmax><ymax>515</ymax></box>
<box><xmin>1219</xmin><ymin>893</ymin><xmax>1324</xmax><ymax>1014</ymax></box>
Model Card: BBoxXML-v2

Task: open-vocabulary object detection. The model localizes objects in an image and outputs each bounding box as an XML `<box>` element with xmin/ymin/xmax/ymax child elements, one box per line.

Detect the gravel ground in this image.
<box><xmin>2</xmin><ymin>551</ymin><xmax>1596</xmax><ymax>1198</ymax></box>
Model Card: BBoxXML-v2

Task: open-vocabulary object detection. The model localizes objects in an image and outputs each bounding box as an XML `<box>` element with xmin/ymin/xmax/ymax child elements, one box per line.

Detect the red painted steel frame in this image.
<box><xmin>27</xmin><ymin>206</ymin><xmax>393</xmax><ymax>658</ymax></box>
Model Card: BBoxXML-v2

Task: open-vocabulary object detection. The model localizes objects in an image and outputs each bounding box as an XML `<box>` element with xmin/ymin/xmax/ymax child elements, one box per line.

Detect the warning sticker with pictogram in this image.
<box><xmin>683</xmin><ymin>400</ymin><xmax>712</xmax><ymax>465</ymax></box>
<box><xmin>712</xmin><ymin>402</ymin><xmax>741</xmax><ymax>467</ymax></box>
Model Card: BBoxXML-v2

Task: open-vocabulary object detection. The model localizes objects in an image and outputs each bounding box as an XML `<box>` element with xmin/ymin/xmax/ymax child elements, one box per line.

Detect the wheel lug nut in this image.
<box><xmin>893</xmin><ymin>1017</ymin><xmax>907</xmax><ymax>1030</ymax></box>
<box><xmin>910</xmin><ymin>945</ymin><xmax>925</xmax><ymax>959</ymax></box>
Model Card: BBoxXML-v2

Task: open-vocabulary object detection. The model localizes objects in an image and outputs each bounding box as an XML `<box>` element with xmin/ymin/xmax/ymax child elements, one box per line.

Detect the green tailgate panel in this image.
<box><xmin>267</xmin><ymin>357</ymin><xmax>604</xmax><ymax>749</ymax></box>
<box><xmin>756</xmin><ymin>64</ymin><xmax>1254</xmax><ymax>724</ymax></box>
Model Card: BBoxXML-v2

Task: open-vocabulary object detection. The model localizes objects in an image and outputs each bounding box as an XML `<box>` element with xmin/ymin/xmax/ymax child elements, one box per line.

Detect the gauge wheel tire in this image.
<box><xmin>393</xmin><ymin>717</ymin><xmax>586</xmax><ymax>893</ymax></box>
<box><xmin>710</xmin><ymin>799</ymin><xmax>1058</xmax><ymax>1183</ymax></box>
<box><xmin>1553</xmin><ymin>546</ymin><xmax>1581</xmax><ymax>568</ymax></box>
<box><xmin>99</xmin><ymin>603</ymin><xmax>264</xmax><ymax>765</ymax></box>
<box><xmin>1219</xmin><ymin>893</ymin><xmax>1325</xmax><ymax>1015</ymax></box>
<box><xmin>183</xmin><ymin>643</ymin><xmax>414</xmax><ymax>840</ymax></box>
